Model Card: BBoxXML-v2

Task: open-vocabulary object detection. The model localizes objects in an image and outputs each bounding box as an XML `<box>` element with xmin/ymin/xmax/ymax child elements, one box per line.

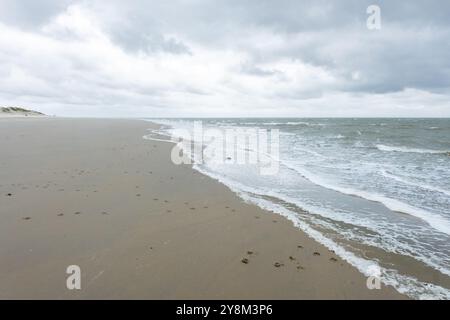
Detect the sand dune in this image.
<box><xmin>0</xmin><ymin>107</ymin><xmax>46</xmax><ymax>118</ymax></box>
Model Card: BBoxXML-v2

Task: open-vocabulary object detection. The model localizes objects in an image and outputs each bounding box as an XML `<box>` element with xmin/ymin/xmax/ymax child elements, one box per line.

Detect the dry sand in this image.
<box><xmin>0</xmin><ymin>118</ymin><xmax>405</xmax><ymax>299</ymax></box>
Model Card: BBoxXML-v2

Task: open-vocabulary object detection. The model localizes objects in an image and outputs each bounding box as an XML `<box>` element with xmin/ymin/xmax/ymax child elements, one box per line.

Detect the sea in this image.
<box><xmin>145</xmin><ymin>118</ymin><xmax>450</xmax><ymax>299</ymax></box>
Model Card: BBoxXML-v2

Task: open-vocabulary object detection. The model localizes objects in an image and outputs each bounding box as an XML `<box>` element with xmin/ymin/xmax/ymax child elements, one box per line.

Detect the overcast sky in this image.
<box><xmin>0</xmin><ymin>0</ymin><xmax>449</xmax><ymax>117</ymax></box>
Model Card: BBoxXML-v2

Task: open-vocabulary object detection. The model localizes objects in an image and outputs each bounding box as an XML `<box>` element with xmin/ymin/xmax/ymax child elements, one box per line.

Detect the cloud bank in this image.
<box><xmin>0</xmin><ymin>0</ymin><xmax>449</xmax><ymax>117</ymax></box>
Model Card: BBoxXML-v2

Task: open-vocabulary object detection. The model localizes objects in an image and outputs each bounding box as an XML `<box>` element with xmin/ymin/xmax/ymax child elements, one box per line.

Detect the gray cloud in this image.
<box><xmin>0</xmin><ymin>0</ymin><xmax>74</xmax><ymax>29</ymax></box>
<box><xmin>0</xmin><ymin>0</ymin><xmax>449</xmax><ymax>116</ymax></box>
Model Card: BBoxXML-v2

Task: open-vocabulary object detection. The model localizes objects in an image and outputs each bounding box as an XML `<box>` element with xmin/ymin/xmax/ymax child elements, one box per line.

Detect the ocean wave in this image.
<box><xmin>282</xmin><ymin>162</ymin><xmax>450</xmax><ymax>236</ymax></box>
<box><xmin>376</xmin><ymin>144</ymin><xmax>450</xmax><ymax>155</ymax></box>
<box><xmin>233</xmin><ymin>121</ymin><xmax>325</xmax><ymax>127</ymax></box>
<box><xmin>380</xmin><ymin>170</ymin><xmax>450</xmax><ymax>197</ymax></box>
<box><xmin>329</xmin><ymin>134</ymin><xmax>345</xmax><ymax>139</ymax></box>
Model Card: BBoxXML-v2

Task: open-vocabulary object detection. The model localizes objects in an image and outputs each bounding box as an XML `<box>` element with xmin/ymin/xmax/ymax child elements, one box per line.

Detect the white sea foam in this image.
<box><xmin>380</xmin><ymin>170</ymin><xmax>450</xmax><ymax>197</ymax></box>
<box><xmin>192</xmin><ymin>165</ymin><xmax>450</xmax><ymax>300</ymax></box>
<box><xmin>283</xmin><ymin>162</ymin><xmax>450</xmax><ymax>236</ymax></box>
<box><xmin>376</xmin><ymin>144</ymin><xmax>450</xmax><ymax>155</ymax></box>
<box><xmin>248</xmin><ymin>197</ymin><xmax>450</xmax><ymax>300</ymax></box>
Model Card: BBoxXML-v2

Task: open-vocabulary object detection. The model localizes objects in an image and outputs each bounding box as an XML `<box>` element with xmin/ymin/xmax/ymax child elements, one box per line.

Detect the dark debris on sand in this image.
<box><xmin>274</xmin><ymin>262</ymin><xmax>284</xmax><ymax>268</ymax></box>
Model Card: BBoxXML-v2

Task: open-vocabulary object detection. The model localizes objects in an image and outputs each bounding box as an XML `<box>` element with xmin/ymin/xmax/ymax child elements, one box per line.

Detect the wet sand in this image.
<box><xmin>0</xmin><ymin>118</ymin><xmax>405</xmax><ymax>299</ymax></box>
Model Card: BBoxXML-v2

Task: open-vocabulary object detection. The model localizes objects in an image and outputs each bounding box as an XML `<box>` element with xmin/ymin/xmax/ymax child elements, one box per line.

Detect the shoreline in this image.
<box><xmin>0</xmin><ymin>117</ymin><xmax>405</xmax><ymax>299</ymax></box>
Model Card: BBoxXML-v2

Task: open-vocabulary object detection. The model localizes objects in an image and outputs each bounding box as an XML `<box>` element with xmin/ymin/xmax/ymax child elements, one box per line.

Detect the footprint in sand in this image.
<box><xmin>136</xmin><ymin>194</ymin><xmax>141</xmax><ymax>197</ymax></box>
<box><xmin>247</xmin><ymin>251</ymin><xmax>254</xmax><ymax>255</ymax></box>
<box><xmin>57</xmin><ymin>213</ymin><xmax>64</xmax><ymax>217</ymax></box>
<box><xmin>6</xmin><ymin>193</ymin><xmax>12</xmax><ymax>196</ymax></box>
<box><xmin>241</xmin><ymin>258</ymin><xmax>249</xmax><ymax>264</ymax></box>
<box><xmin>101</xmin><ymin>212</ymin><xmax>109</xmax><ymax>215</ymax></box>
<box><xmin>329</xmin><ymin>257</ymin><xmax>338</xmax><ymax>262</ymax></box>
<box><xmin>166</xmin><ymin>210</ymin><xmax>172</xmax><ymax>213</ymax></box>
<box><xmin>313</xmin><ymin>252</ymin><xmax>321</xmax><ymax>256</ymax></box>
<box><xmin>297</xmin><ymin>265</ymin><xmax>305</xmax><ymax>270</ymax></box>
<box><xmin>289</xmin><ymin>256</ymin><xmax>296</xmax><ymax>261</ymax></box>
<box><xmin>74</xmin><ymin>212</ymin><xmax>81</xmax><ymax>215</ymax></box>
<box><xmin>190</xmin><ymin>208</ymin><xmax>196</xmax><ymax>210</ymax></box>
<box><xmin>297</xmin><ymin>245</ymin><xmax>303</xmax><ymax>249</ymax></box>
<box><xmin>153</xmin><ymin>198</ymin><xmax>159</xmax><ymax>201</ymax></box>
<box><xmin>22</xmin><ymin>217</ymin><xmax>31</xmax><ymax>221</ymax></box>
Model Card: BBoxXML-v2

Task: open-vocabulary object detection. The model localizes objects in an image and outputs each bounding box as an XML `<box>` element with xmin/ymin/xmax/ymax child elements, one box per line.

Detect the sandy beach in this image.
<box><xmin>0</xmin><ymin>118</ymin><xmax>405</xmax><ymax>299</ymax></box>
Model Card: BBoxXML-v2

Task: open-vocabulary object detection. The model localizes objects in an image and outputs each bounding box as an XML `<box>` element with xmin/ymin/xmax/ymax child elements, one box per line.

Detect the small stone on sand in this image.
<box><xmin>274</xmin><ymin>262</ymin><xmax>283</xmax><ymax>268</ymax></box>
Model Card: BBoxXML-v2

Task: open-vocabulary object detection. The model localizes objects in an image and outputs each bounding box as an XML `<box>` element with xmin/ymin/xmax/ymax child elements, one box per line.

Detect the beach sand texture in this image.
<box><xmin>0</xmin><ymin>118</ymin><xmax>404</xmax><ymax>299</ymax></box>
